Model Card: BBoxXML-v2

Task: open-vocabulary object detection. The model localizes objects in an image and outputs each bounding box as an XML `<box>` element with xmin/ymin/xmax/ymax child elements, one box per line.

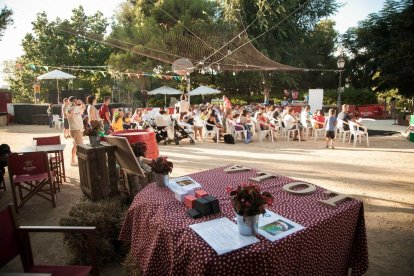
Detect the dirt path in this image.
<box><xmin>0</xmin><ymin>122</ymin><xmax>413</xmax><ymax>275</ymax></box>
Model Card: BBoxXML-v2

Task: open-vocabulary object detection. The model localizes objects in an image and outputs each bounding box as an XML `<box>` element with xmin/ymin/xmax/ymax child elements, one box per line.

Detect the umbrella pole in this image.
<box><xmin>165</xmin><ymin>93</ymin><xmax>167</xmax><ymax>108</ymax></box>
<box><xmin>56</xmin><ymin>79</ymin><xmax>59</xmax><ymax>104</ymax></box>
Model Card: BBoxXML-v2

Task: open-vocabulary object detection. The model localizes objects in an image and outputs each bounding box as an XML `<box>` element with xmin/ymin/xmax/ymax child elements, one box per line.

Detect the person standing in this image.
<box><xmin>86</xmin><ymin>95</ymin><xmax>99</xmax><ymax>123</ymax></box>
<box><xmin>325</xmin><ymin>109</ymin><xmax>337</xmax><ymax>149</ymax></box>
<box><xmin>47</xmin><ymin>103</ymin><xmax>53</xmax><ymax>128</ymax></box>
<box><xmin>62</xmin><ymin>98</ymin><xmax>70</xmax><ymax>138</ymax></box>
<box><xmin>99</xmin><ymin>96</ymin><xmax>111</xmax><ymax>134</ymax></box>
<box><xmin>33</xmin><ymin>81</ymin><xmax>41</xmax><ymax>104</ymax></box>
<box><xmin>66</xmin><ymin>96</ymin><xmax>85</xmax><ymax>166</ymax></box>
<box><xmin>179</xmin><ymin>93</ymin><xmax>190</xmax><ymax>120</ymax></box>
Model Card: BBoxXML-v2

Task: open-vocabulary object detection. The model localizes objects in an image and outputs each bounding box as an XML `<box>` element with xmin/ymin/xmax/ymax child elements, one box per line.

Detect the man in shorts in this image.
<box><xmin>67</xmin><ymin>96</ymin><xmax>85</xmax><ymax>166</ymax></box>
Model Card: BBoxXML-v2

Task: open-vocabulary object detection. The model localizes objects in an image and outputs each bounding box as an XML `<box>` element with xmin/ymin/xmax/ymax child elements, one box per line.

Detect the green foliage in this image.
<box><xmin>110</xmin><ymin>0</ymin><xmax>340</xmax><ymax>104</ymax></box>
<box><xmin>0</xmin><ymin>6</ymin><xmax>13</xmax><ymax>40</ymax></box>
<box><xmin>59</xmin><ymin>197</ymin><xmax>129</xmax><ymax>267</ymax></box>
<box><xmin>342</xmin><ymin>0</ymin><xmax>414</xmax><ymax>98</ymax></box>
<box><xmin>324</xmin><ymin>86</ymin><xmax>378</xmax><ymax>106</ymax></box>
<box><xmin>4</xmin><ymin>6</ymin><xmax>112</xmax><ymax>102</ymax></box>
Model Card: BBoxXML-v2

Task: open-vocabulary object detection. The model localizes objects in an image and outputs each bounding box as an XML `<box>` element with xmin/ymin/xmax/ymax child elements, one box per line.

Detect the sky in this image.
<box><xmin>0</xmin><ymin>0</ymin><xmax>386</xmax><ymax>87</ymax></box>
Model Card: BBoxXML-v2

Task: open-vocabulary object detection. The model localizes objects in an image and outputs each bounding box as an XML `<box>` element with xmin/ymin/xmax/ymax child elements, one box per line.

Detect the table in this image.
<box><xmin>20</xmin><ymin>144</ymin><xmax>66</xmax><ymax>184</ymax></box>
<box><xmin>119</xmin><ymin>166</ymin><xmax>368</xmax><ymax>276</ymax></box>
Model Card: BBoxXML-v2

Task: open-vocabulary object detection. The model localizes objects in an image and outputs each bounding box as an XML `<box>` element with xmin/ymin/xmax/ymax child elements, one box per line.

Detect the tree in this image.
<box><xmin>3</xmin><ymin>6</ymin><xmax>112</xmax><ymax>102</ymax></box>
<box><xmin>342</xmin><ymin>0</ymin><xmax>414</xmax><ymax>98</ymax></box>
<box><xmin>110</xmin><ymin>0</ymin><xmax>339</xmax><ymax>104</ymax></box>
<box><xmin>0</xmin><ymin>6</ymin><xmax>13</xmax><ymax>40</ymax></box>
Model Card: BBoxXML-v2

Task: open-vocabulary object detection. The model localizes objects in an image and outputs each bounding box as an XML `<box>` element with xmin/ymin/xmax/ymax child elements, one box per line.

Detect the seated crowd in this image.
<box><xmin>73</xmin><ymin>94</ymin><xmax>364</xmax><ymax>145</ymax></box>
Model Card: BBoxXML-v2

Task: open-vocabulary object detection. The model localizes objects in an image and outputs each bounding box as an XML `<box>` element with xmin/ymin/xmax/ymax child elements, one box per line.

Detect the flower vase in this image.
<box><xmin>236</xmin><ymin>214</ymin><xmax>259</xmax><ymax>236</ymax></box>
<box><xmin>88</xmin><ymin>135</ymin><xmax>101</xmax><ymax>147</ymax></box>
<box><xmin>155</xmin><ymin>173</ymin><xmax>169</xmax><ymax>187</ymax></box>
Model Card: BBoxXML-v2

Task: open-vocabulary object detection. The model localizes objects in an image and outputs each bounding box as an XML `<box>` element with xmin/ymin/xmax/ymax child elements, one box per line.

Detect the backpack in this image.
<box><xmin>223</xmin><ymin>134</ymin><xmax>235</xmax><ymax>144</ymax></box>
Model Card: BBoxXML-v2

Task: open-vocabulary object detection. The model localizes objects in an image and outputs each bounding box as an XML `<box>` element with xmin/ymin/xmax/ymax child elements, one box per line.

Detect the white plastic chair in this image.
<box><xmin>52</xmin><ymin>115</ymin><xmax>62</xmax><ymax>129</ymax></box>
<box><xmin>336</xmin><ymin>119</ymin><xmax>350</xmax><ymax>143</ymax></box>
<box><xmin>202</xmin><ymin>121</ymin><xmax>219</xmax><ymax>143</ymax></box>
<box><xmin>300</xmin><ymin>115</ymin><xmax>313</xmax><ymax>139</ymax></box>
<box><xmin>279</xmin><ymin>118</ymin><xmax>300</xmax><ymax>142</ymax></box>
<box><xmin>253</xmin><ymin>119</ymin><xmax>273</xmax><ymax>143</ymax></box>
<box><xmin>348</xmin><ymin>121</ymin><xmax>369</xmax><ymax>147</ymax></box>
<box><xmin>310</xmin><ymin>118</ymin><xmax>326</xmax><ymax>141</ymax></box>
<box><xmin>229</xmin><ymin>120</ymin><xmax>247</xmax><ymax>143</ymax></box>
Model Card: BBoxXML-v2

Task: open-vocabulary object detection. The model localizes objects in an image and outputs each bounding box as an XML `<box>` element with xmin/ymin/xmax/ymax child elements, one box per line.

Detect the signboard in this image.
<box><xmin>308</xmin><ymin>89</ymin><xmax>323</xmax><ymax>113</ymax></box>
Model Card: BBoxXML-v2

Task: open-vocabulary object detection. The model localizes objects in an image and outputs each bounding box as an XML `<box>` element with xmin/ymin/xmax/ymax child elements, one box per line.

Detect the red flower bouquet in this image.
<box><xmin>227</xmin><ymin>183</ymin><xmax>274</xmax><ymax>218</ymax></box>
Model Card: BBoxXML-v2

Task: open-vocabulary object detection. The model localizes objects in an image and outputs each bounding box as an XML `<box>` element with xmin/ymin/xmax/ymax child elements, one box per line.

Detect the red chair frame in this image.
<box><xmin>8</xmin><ymin>152</ymin><xmax>56</xmax><ymax>213</ymax></box>
<box><xmin>33</xmin><ymin>136</ymin><xmax>66</xmax><ymax>191</ymax></box>
<box><xmin>0</xmin><ymin>204</ymin><xmax>98</xmax><ymax>276</ymax></box>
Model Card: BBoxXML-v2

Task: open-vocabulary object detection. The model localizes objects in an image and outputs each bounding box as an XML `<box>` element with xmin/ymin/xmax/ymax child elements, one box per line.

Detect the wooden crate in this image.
<box><xmin>77</xmin><ymin>142</ymin><xmax>119</xmax><ymax>201</ymax></box>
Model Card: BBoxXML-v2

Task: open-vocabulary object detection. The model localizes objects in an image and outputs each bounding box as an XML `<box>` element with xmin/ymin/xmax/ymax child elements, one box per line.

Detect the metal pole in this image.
<box><xmin>186</xmin><ymin>75</ymin><xmax>191</xmax><ymax>104</ymax></box>
<box><xmin>337</xmin><ymin>70</ymin><xmax>342</xmax><ymax>114</ymax></box>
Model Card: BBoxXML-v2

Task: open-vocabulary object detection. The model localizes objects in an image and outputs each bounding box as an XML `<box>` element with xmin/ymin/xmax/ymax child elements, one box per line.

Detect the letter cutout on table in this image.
<box><xmin>224</xmin><ymin>165</ymin><xmax>251</xmax><ymax>173</ymax></box>
<box><xmin>319</xmin><ymin>190</ymin><xmax>351</xmax><ymax>208</ymax></box>
<box><xmin>283</xmin><ymin>182</ymin><xmax>317</xmax><ymax>195</ymax></box>
<box><xmin>250</xmin><ymin>171</ymin><xmax>276</xmax><ymax>182</ymax></box>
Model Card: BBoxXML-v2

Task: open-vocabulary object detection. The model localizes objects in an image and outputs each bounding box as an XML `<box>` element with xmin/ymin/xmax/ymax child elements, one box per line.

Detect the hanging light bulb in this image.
<box><xmin>228</xmin><ymin>49</ymin><xmax>232</xmax><ymax>55</ymax></box>
<box><xmin>233</xmin><ymin>71</ymin><xmax>236</xmax><ymax>76</ymax></box>
<box><xmin>201</xmin><ymin>68</ymin><xmax>205</xmax><ymax>74</ymax></box>
<box><xmin>217</xmin><ymin>65</ymin><xmax>221</xmax><ymax>71</ymax></box>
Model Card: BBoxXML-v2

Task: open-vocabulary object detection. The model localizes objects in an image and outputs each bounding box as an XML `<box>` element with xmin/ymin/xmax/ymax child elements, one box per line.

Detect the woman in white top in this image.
<box><xmin>283</xmin><ymin>108</ymin><xmax>305</xmax><ymax>140</ymax></box>
<box><xmin>86</xmin><ymin>95</ymin><xmax>99</xmax><ymax>123</ymax></box>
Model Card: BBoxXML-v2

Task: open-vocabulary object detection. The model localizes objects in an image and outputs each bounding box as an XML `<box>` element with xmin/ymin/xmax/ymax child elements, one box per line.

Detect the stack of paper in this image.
<box><xmin>189</xmin><ymin>218</ymin><xmax>259</xmax><ymax>255</ymax></box>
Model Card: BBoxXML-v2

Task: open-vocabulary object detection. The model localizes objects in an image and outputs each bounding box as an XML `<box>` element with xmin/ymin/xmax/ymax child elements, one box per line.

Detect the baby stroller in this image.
<box><xmin>172</xmin><ymin>119</ymin><xmax>195</xmax><ymax>145</ymax></box>
<box><xmin>153</xmin><ymin>115</ymin><xmax>174</xmax><ymax>145</ymax></box>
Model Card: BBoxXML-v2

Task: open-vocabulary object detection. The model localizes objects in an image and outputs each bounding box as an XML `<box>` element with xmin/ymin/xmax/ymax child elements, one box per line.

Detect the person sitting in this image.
<box><xmin>123</xmin><ymin>112</ymin><xmax>136</xmax><ymax>129</ymax></box>
<box><xmin>257</xmin><ymin>112</ymin><xmax>270</xmax><ymax>130</ymax></box>
<box><xmin>206</xmin><ymin>109</ymin><xmax>223</xmax><ymax>142</ymax></box>
<box><xmin>312</xmin><ymin>109</ymin><xmax>325</xmax><ymax>129</ymax></box>
<box><xmin>283</xmin><ymin>108</ymin><xmax>305</xmax><ymax>140</ymax></box>
<box><xmin>301</xmin><ymin>105</ymin><xmax>312</xmax><ymax>128</ymax></box>
<box><xmin>131</xmin><ymin>108</ymin><xmax>143</xmax><ymax>127</ymax></box>
<box><xmin>111</xmin><ymin>109</ymin><xmax>124</xmax><ymax>132</ymax></box>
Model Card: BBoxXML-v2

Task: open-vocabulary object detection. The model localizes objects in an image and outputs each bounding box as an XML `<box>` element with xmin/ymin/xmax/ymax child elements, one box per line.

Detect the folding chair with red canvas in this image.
<box><xmin>0</xmin><ymin>204</ymin><xmax>98</xmax><ymax>276</ymax></box>
<box><xmin>33</xmin><ymin>136</ymin><xmax>65</xmax><ymax>191</ymax></box>
<box><xmin>7</xmin><ymin>152</ymin><xmax>56</xmax><ymax>213</ymax></box>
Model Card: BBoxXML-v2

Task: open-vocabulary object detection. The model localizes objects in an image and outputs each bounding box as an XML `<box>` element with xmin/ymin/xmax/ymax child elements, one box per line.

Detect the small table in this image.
<box><xmin>120</xmin><ymin>166</ymin><xmax>369</xmax><ymax>275</ymax></box>
<box><xmin>20</xmin><ymin>144</ymin><xmax>67</xmax><ymax>184</ymax></box>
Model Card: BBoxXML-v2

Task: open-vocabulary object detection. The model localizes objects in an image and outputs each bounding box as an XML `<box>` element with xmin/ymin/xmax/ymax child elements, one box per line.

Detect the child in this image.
<box><xmin>325</xmin><ymin>109</ymin><xmax>337</xmax><ymax>149</ymax></box>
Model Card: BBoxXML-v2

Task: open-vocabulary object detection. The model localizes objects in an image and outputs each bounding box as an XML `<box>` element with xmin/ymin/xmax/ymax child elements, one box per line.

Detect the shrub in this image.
<box><xmin>59</xmin><ymin>197</ymin><xmax>129</xmax><ymax>267</ymax></box>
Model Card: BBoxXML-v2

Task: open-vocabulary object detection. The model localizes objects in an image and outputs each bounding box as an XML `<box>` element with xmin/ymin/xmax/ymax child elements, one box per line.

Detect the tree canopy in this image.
<box><xmin>0</xmin><ymin>6</ymin><xmax>13</xmax><ymax>40</ymax></box>
<box><xmin>342</xmin><ymin>0</ymin><xmax>414</xmax><ymax>98</ymax></box>
<box><xmin>3</xmin><ymin>6</ymin><xmax>112</xmax><ymax>102</ymax></box>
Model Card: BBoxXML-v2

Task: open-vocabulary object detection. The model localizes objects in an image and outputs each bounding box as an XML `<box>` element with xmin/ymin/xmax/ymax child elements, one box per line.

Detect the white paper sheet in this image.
<box><xmin>257</xmin><ymin>210</ymin><xmax>304</xmax><ymax>242</ymax></box>
<box><xmin>168</xmin><ymin>176</ymin><xmax>202</xmax><ymax>192</ymax></box>
<box><xmin>189</xmin><ymin>218</ymin><xmax>259</xmax><ymax>255</ymax></box>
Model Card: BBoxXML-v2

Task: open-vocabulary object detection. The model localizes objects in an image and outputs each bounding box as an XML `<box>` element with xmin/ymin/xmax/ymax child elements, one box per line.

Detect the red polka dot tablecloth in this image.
<box><xmin>119</xmin><ymin>166</ymin><xmax>368</xmax><ymax>276</ymax></box>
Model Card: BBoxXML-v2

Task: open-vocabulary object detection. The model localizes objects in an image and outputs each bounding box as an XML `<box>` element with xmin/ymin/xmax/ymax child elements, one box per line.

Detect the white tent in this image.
<box><xmin>189</xmin><ymin>85</ymin><xmax>221</xmax><ymax>96</ymax></box>
<box><xmin>148</xmin><ymin>86</ymin><xmax>182</xmax><ymax>106</ymax></box>
<box><xmin>37</xmin><ymin>70</ymin><xmax>76</xmax><ymax>103</ymax></box>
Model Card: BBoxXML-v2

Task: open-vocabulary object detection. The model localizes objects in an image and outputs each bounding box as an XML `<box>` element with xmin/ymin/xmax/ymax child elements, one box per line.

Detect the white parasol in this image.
<box><xmin>37</xmin><ymin>70</ymin><xmax>76</xmax><ymax>103</ymax></box>
<box><xmin>148</xmin><ymin>86</ymin><xmax>182</xmax><ymax>106</ymax></box>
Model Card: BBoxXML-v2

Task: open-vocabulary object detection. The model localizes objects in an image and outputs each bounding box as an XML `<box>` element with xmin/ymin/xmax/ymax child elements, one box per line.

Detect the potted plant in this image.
<box><xmin>84</xmin><ymin>120</ymin><xmax>104</xmax><ymax>147</ymax></box>
<box><xmin>227</xmin><ymin>183</ymin><xmax>274</xmax><ymax>236</ymax></box>
<box><xmin>149</xmin><ymin>156</ymin><xmax>173</xmax><ymax>187</ymax></box>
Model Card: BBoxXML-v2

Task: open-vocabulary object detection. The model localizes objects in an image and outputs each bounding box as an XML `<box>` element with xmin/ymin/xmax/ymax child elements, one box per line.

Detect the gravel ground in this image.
<box><xmin>0</xmin><ymin>120</ymin><xmax>413</xmax><ymax>275</ymax></box>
